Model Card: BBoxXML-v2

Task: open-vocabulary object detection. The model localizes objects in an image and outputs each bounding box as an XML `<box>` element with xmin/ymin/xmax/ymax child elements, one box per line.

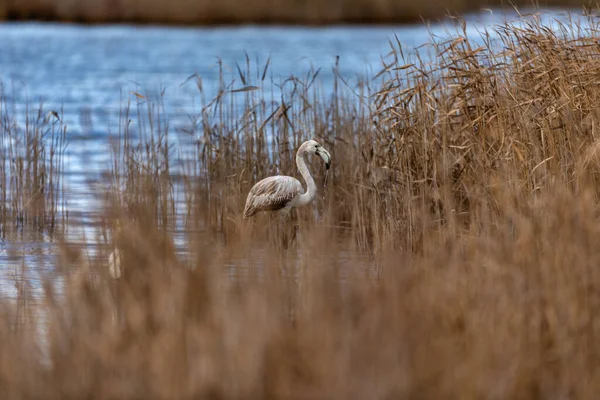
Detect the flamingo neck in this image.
<box><xmin>296</xmin><ymin>149</ymin><xmax>316</xmax><ymax>207</ymax></box>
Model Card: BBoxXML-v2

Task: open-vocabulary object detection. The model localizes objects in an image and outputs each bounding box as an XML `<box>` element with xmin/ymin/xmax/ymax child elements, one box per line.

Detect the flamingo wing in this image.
<box><xmin>243</xmin><ymin>175</ymin><xmax>303</xmax><ymax>217</ymax></box>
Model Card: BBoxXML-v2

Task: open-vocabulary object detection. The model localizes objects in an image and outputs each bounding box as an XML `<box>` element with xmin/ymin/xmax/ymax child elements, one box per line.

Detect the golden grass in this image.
<box><xmin>4</xmin><ymin>11</ymin><xmax>600</xmax><ymax>398</ymax></box>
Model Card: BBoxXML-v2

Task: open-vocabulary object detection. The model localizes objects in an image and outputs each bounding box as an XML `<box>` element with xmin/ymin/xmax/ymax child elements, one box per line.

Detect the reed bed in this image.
<box><xmin>3</xmin><ymin>12</ymin><xmax>600</xmax><ymax>399</ymax></box>
<box><xmin>0</xmin><ymin>85</ymin><xmax>66</xmax><ymax>237</ymax></box>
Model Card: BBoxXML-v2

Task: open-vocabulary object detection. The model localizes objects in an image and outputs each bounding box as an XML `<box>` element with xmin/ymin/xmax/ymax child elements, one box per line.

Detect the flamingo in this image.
<box><xmin>243</xmin><ymin>139</ymin><xmax>331</xmax><ymax>218</ymax></box>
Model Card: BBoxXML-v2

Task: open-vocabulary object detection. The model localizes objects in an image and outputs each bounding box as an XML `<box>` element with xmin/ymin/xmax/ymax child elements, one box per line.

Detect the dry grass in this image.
<box><xmin>3</xmin><ymin>12</ymin><xmax>600</xmax><ymax>399</ymax></box>
<box><xmin>1</xmin><ymin>0</ymin><xmax>599</xmax><ymax>25</ymax></box>
<box><xmin>0</xmin><ymin>85</ymin><xmax>66</xmax><ymax>237</ymax></box>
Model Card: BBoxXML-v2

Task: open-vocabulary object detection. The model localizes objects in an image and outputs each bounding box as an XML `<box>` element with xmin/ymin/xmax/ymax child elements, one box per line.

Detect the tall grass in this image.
<box><xmin>4</xmin><ymin>12</ymin><xmax>600</xmax><ymax>398</ymax></box>
<box><xmin>0</xmin><ymin>85</ymin><xmax>66</xmax><ymax>237</ymax></box>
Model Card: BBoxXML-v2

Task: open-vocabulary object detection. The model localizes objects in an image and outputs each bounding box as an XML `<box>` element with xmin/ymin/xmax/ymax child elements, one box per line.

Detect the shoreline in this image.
<box><xmin>0</xmin><ymin>3</ymin><xmax>594</xmax><ymax>28</ymax></box>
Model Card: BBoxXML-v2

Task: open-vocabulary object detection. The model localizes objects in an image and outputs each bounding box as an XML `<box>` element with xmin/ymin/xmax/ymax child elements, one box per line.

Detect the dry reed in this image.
<box><xmin>3</xmin><ymin>11</ymin><xmax>600</xmax><ymax>399</ymax></box>
<box><xmin>0</xmin><ymin>84</ymin><xmax>66</xmax><ymax>237</ymax></box>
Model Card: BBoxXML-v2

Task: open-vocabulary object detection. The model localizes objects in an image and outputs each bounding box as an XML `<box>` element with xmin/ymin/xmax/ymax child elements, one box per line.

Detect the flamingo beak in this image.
<box><xmin>317</xmin><ymin>148</ymin><xmax>331</xmax><ymax>170</ymax></box>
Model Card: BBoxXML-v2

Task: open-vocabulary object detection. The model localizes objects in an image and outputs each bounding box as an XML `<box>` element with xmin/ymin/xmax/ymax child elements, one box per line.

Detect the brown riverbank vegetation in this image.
<box><xmin>2</xmin><ymin>11</ymin><xmax>600</xmax><ymax>399</ymax></box>
<box><xmin>1</xmin><ymin>0</ymin><xmax>599</xmax><ymax>25</ymax></box>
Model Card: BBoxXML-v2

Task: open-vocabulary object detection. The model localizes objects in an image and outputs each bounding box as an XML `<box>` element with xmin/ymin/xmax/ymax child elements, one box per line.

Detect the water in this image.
<box><xmin>0</xmin><ymin>7</ymin><xmax>593</xmax><ymax>297</ymax></box>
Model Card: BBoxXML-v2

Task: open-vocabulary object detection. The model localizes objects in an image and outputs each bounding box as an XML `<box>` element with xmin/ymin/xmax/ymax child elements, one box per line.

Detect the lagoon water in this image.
<box><xmin>0</xmin><ymin>7</ymin><xmax>592</xmax><ymax>297</ymax></box>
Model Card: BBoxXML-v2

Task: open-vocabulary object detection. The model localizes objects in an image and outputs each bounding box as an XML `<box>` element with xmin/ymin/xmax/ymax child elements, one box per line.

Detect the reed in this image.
<box><xmin>0</xmin><ymin>84</ymin><xmax>66</xmax><ymax>237</ymax></box>
<box><xmin>4</xmin><ymin>12</ymin><xmax>600</xmax><ymax>399</ymax></box>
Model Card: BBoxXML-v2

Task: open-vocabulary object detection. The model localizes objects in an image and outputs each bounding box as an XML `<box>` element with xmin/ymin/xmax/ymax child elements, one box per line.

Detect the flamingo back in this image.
<box><xmin>243</xmin><ymin>175</ymin><xmax>303</xmax><ymax>217</ymax></box>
